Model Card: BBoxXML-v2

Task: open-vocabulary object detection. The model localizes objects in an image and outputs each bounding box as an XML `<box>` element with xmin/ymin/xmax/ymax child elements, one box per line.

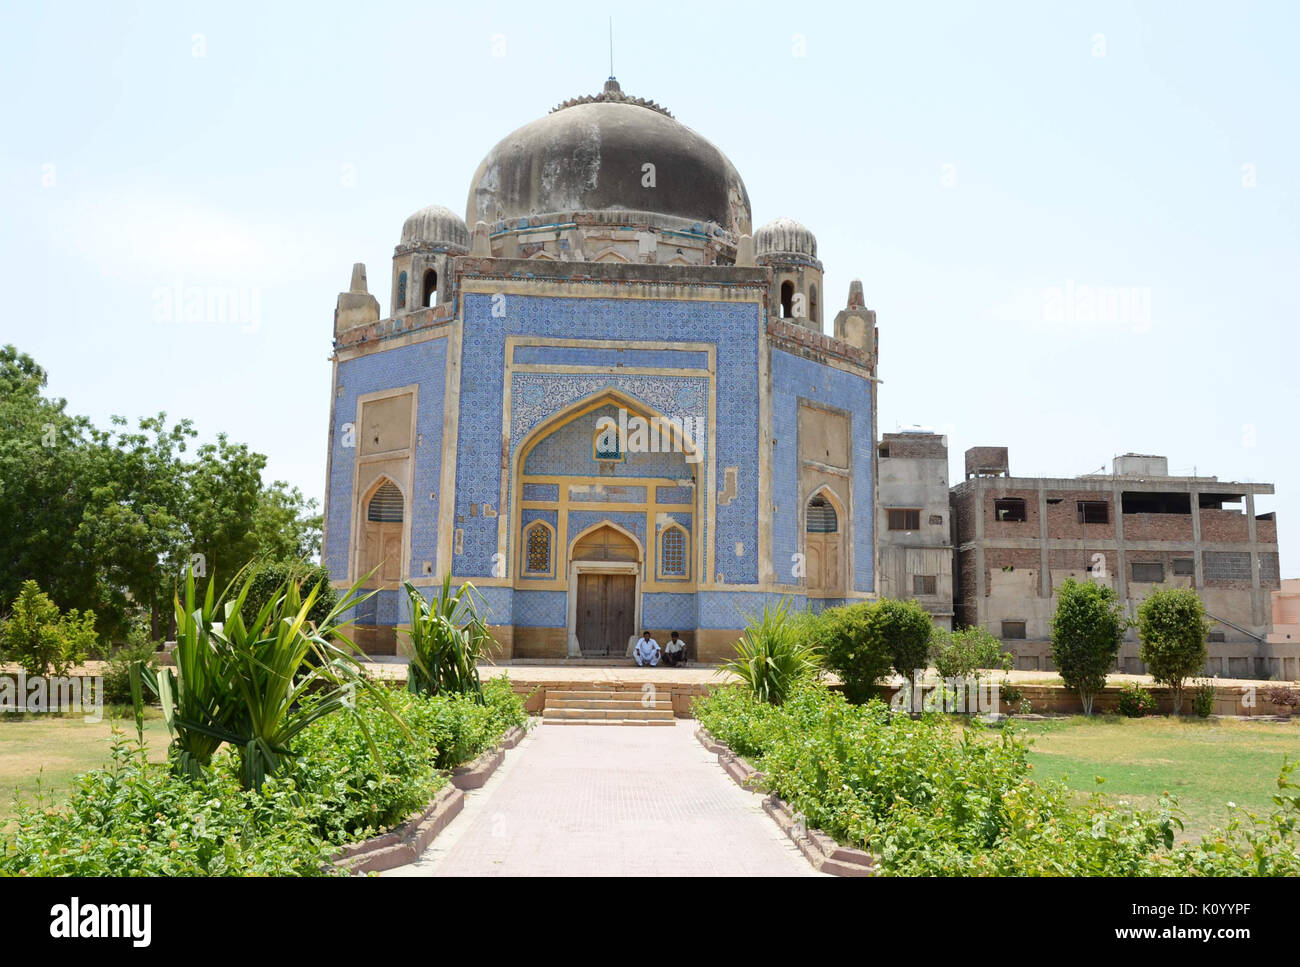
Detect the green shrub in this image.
<box><xmin>483</xmin><ymin>675</ymin><xmax>530</xmax><ymax>735</ymax></box>
<box><xmin>0</xmin><ymin>730</ymin><xmax>337</xmax><ymax>876</ymax></box>
<box><xmin>1051</xmin><ymin>578</ymin><xmax>1127</xmax><ymax>715</ymax></box>
<box><xmin>1192</xmin><ymin>679</ymin><xmax>1218</xmax><ymax>718</ymax></box>
<box><xmin>722</xmin><ymin>599</ymin><xmax>820</xmax><ymax>705</ymax></box>
<box><xmin>238</xmin><ymin>559</ymin><xmax>338</xmax><ymax>629</ymax></box>
<box><xmin>1117</xmin><ymin>682</ymin><xmax>1158</xmax><ymax>718</ymax></box>
<box><xmin>803</xmin><ymin>603</ymin><xmax>891</xmax><ymax>704</ymax></box>
<box><xmin>0</xmin><ymin>676</ymin><xmax>531</xmax><ymax>876</ymax></box>
<box><xmin>874</xmin><ymin>598</ymin><xmax>935</xmax><ymax>678</ymax></box>
<box><xmin>1137</xmin><ymin>588</ymin><xmax>1209</xmax><ymax>714</ymax></box>
<box><xmin>98</xmin><ymin>624</ymin><xmax>161</xmax><ymax>706</ymax></box>
<box><xmin>998</xmin><ymin>679</ymin><xmax>1023</xmax><ymax>708</ymax></box>
<box><xmin>931</xmin><ymin>626</ymin><xmax>1011</xmax><ymax>680</ymax></box>
<box><xmin>290</xmin><ymin>688</ymin><xmax>447</xmax><ymax>843</ymax></box>
<box><xmin>692</xmin><ymin>685</ymin><xmax>783</xmax><ymax>758</ymax></box>
<box><xmin>691</xmin><ymin>683</ymin><xmax>1300</xmax><ymax>876</ymax></box>
<box><xmin>0</xmin><ymin>580</ymin><xmax>97</xmax><ymax>678</ymax></box>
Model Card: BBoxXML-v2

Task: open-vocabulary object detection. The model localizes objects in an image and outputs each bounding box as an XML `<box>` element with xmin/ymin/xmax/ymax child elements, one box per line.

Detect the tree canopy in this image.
<box><xmin>0</xmin><ymin>345</ymin><xmax>322</xmax><ymax>642</ymax></box>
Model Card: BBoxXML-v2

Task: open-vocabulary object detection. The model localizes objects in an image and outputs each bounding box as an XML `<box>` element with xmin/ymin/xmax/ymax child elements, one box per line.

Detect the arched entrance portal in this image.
<box><xmin>570</xmin><ymin>525</ymin><xmax>641</xmax><ymax>657</ymax></box>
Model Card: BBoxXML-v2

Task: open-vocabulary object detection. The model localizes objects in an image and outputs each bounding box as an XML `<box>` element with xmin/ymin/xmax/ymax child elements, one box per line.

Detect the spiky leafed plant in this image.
<box><xmin>138</xmin><ymin>568</ymin><xmax>240</xmax><ymax>778</ymax></box>
<box><xmin>401</xmin><ymin>575</ymin><xmax>492</xmax><ymax>702</ymax></box>
<box><xmin>142</xmin><ymin>564</ymin><xmax>406</xmax><ymax>790</ymax></box>
<box><xmin>722</xmin><ymin>599</ymin><xmax>821</xmax><ymax>705</ymax></box>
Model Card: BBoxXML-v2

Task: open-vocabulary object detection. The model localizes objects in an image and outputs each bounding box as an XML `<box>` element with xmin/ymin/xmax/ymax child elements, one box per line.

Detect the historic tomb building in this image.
<box><xmin>323</xmin><ymin>79</ymin><xmax>879</xmax><ymax>661</ymax></box>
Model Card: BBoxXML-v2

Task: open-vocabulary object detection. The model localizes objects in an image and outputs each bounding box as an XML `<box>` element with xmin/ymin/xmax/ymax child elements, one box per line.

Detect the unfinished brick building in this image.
<box><xmin>951</xmin><ymin>450</ymin><xmax>1295</xmax><ymax>680</ymax></box>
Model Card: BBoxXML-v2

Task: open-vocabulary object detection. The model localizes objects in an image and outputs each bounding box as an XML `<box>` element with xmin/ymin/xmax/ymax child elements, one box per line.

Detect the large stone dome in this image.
<box><xmin>466</xmin><ymin>79</ymin><xmax>752</xmax><ymax>238</ymax></box>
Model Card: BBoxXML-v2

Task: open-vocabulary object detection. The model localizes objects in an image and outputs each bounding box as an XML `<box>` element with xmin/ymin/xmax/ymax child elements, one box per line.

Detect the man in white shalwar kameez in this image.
<box><xmin>634</xmin><ymin>631</ymin><xmax>660</xmax><ymax>667</ymax></box>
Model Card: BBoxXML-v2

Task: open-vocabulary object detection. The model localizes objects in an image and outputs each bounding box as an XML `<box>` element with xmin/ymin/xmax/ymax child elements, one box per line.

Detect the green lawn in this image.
<box><xmin>1011</xmin><ymin>716</ymin><xmax>1297</xmax><ymax>840</ymax></box>
<box><xmin>0</xmin><ymin>709</ymin><xmax>169</xmax><ymax>823</ymax></box>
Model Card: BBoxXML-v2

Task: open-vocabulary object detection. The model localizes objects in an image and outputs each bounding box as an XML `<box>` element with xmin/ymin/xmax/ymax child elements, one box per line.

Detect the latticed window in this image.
<box><xmin>396</xmin><ymin>271</ymin><xmax>407</xmax><ymax>309</ymax></box>
<box><xmin>594</xmin><ymin>423</ymin><xmax>623</xmax><ymax>461</ymax></box>
<box><xmin>806</xmin><ymin>495</ymin><xmax>838</xmax><ymax>533</ymax></box>
<box><xmin>525</xmin><ymin>523</ymin><xmax>551</xmax><ymax>573</ymax></box>
<box><xmin>661</xmin><ymin>527</ymin><xmax>687</xmax><ymax>576</ymax></box>
<box><xmin>367</xmin><ymin>481</ymin><xmax>404</xmax><ymax>522</ymax></box>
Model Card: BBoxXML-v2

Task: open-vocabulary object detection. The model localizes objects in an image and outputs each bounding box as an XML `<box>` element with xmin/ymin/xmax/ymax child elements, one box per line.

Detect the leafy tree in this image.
<box><xmin>0</xmin><ymin>580</ymin><xmax>97</xmax><ymax>677</ymax></box>
<box><xmin>251</xmin><ymin>483</ymin><xmax>324</xmax><ymax>562</ymax></box>
<box><xmin>1051</xmin><ymin>578</ymin><xmax>1127</xmax><ymax>714</ymax></box>
<box><xmin>873</xmin><ymin>598</ymin><xmax>935</xmax><ymax>678</ymax></box>
<box><xmin>1138</xmin><ymin>587</ymin><xmax>1209</xmax><ymax>714</ymax></box>
<box><xmin>1</xmin><ymin>345</ymin><xmax>329</xmax><ymax>642</ymax></box>
<box><xmin>0</xmin><ymin>347</ymin><xmax>101</xmax><ymax>623</ymax></box>
<box><xmin>76</xmin><ymin>413</ymin><xmax>193</xmax><ymax>640</ymax></box>
<box><xmin>930</xmin><ymin>625</ymin><xmax>1011</xmax><ymax>680</ymax></box>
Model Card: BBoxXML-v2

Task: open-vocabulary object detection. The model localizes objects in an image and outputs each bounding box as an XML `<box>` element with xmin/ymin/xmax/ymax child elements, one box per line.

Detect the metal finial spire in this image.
<box><xmin>609</xmin><ymin>16</ymin><xmax>614</xmax><ymax>78</ymax></box>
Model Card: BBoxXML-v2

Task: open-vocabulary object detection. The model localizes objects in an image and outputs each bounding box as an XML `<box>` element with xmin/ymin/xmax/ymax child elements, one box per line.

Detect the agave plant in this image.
<box><xmin>401</xmin><ymin>575</ymin><xmax>492</xmax><ymax>702</ymax></box>
<box><xmin>722</xmin><ymin>598</ymin><xmax>821</xmax><ymax>705</ymax></box>
<box><xmin>142</xmin><ymin>564</ymin><xmax>406</xmax><ymax>791</ymax></box>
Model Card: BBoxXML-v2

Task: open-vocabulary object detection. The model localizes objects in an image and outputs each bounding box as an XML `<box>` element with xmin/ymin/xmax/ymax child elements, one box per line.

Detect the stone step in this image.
<box><xmin>543</xmin><ymin>717</ymin><xmax>676</xmax><ymax>727</ymax></box>
<box><xmin>546</xmin><ymin>698</ymin><xmax>673</xmax><ymax>711</ymax></box>
<box><xmin>541</xmin><ymin>707</ymin><xmax>675</xmax><ymax>721</ymax></box>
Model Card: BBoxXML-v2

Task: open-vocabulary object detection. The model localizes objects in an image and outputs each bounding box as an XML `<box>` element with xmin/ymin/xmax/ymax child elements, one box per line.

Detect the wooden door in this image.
<box><xmin>606</xmin><ymin>575</ymin><xmax>635</xmax><ymax>653</ymax></box>
<box><xmin>576</xmin><ymin>573</ymin><xmax>636</xmax><ymax>655</ymax></box>
<box><xmin>360</xmin><ymin>522</ymin><xmax>402</xmax><ymax>586</ymax></box>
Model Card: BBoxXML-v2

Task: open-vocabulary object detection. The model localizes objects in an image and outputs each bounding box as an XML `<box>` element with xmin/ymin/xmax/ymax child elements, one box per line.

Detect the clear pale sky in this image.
<box><xmin>2</xmin><ymin>1</ymin><xmax>1296</xmax><ymax>576</ymax></box>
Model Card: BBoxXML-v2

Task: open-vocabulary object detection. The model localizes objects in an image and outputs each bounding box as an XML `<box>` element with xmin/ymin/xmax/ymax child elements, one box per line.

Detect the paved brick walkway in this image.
<box><xmin>386</xmin><ymin>720</ymin><xmax>816</xmax><ymax>877</ymax></box>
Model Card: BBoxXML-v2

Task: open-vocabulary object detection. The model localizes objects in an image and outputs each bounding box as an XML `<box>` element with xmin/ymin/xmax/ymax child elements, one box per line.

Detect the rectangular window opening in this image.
<box><xmin>1077</xmin><ymin>500</ymin><xmax>1110</xmax><ymax>524</ymax></box>
<box><xmin>1122</xmin><ymin>491</ymin><xmax>1191</xmax><ymax>515</ymax></box>
<box><xmin>1001</xmin><ymin>621</ymin><xmax>1027</xmax><ymax>640</ymax></box>
<box><xmin>1131</xmin><ymin>562</ymin><xmax>1165</xmax><ymax>583</ymax></box>
<box><xmin>994</xmin><ymin>498</ymin><xmax>1027</xmax><ymax>522</ymax></box>
<box><xmin>888</xmin><ymin>508</ymin><xmax>921</xmax><ymax>531</ymax></box>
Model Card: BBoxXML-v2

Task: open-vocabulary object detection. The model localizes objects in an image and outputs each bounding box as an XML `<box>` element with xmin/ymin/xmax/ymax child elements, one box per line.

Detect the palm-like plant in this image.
<box><xmin>722</xmin><ymin>599</ymin><xmax>821</xmax><ymax>705</ymax></box>
<box><xmin>401</xmin><ymin>575</ymin><xmax>492</xmax><ymax>701</ymax></box>
<box><xmin>143</xmin><ymin>564</ymin><xmax>406</xmax><ymax>790</ymax></box>
<box><xmin>140</xmin><ymin>568</ymin><xmax>240</xmax><ymax>778</ymax></box>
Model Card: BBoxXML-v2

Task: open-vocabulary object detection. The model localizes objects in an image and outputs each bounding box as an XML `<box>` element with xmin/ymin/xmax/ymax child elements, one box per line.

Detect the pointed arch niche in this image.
<box><xmin>357</xmin><ymin>476</ymin><xmax>406</xmax><ymax>587</ymax></box>
<box><xmin>804</xmin><ymin>486</ymin><xmax>846</xmax><ymax>597</ymax></box>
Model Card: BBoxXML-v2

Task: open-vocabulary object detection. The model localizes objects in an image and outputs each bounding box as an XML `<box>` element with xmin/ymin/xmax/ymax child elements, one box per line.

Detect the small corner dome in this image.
<box><xmin>401</xmin><ymin>204</ymin><xmax>470</xmax><ymax>249</ymax></box>
<box><xmin>754</xmin><ymin>217</ymin><xmax>817</xmax><ymax>259</ymax></box>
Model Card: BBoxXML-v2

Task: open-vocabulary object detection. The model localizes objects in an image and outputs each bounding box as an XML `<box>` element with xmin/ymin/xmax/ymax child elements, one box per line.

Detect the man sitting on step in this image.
<box><xmin>663</xmin><ymin>631</ymin><xmax>687</xmax><ymax>667</ymax></box>
<box><xmin>633</xmin><ymin>630</ymin><xmax>661</xmax><ymax>667</ymax></box>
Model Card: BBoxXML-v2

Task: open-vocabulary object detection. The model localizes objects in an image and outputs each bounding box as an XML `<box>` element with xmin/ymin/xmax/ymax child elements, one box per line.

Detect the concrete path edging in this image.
<box><xmin>694</xmin><ymin>726</ymin><xmax>875</xmax><ymax>877</ymax></box>
<box><xmin>334</xmin><ymin>723</ymin><xmax>528</xmax><ymax>874</ymax></box>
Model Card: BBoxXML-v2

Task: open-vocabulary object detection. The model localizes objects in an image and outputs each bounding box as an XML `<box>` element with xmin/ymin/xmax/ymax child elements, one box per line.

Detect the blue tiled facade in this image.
<box><xmin>325</xmin><ymin>337</ymin><xmax>447</xmax><ymax>581</ymax></box>
<box><xmin>771</xmin><ymin>347</ymin><xmax>875</xmax><ymax>594</ymax></box>
<box><xmin>326</xmin><ymin>290</ymin><xmax>875</xmax><ymax>654</ymax></box>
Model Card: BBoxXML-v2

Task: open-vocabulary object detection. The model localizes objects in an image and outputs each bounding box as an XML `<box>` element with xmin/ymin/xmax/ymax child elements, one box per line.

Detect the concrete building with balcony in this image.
<box><xmin>951</xmin><ymin>449</ymin><xmax>1293</xmax><ymax>679</ymax></box>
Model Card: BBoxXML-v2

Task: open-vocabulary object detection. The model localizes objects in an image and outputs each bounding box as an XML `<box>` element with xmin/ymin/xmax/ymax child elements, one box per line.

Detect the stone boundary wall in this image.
<box><xmin>876</xmin><ymin>682</ymin><xmax>1299</xmax><ymax>717</ymax></box>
